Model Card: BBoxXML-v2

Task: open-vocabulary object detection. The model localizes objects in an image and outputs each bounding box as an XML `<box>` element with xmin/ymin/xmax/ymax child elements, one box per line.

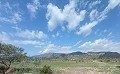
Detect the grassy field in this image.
<box><xmin>11</xmin><ymin>60</ymin><xmax>120</xmax><ymax>74</ymax></box>
<box><xmin>41</xmin><ymin>60</ymin><xmax>120</xmax><ymax>74</ymax></box>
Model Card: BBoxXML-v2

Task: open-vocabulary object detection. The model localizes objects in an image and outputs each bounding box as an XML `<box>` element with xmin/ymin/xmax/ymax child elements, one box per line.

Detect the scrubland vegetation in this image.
<box><xmin>10</xmin><ymin>60</ymin><xmax>120</xmax><ymax>74</ymax></box>
<box><xmin>0</xmin><ymin>43</ymin><xmax>120</xmax><ymax>74</ymax></box>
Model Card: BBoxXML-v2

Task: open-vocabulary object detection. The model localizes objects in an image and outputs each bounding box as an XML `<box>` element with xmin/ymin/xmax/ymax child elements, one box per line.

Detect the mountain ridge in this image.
<box><xmin>32</xmin><ymin>51</ymin><xmax>120</xmax><ymax>60</ymax></box>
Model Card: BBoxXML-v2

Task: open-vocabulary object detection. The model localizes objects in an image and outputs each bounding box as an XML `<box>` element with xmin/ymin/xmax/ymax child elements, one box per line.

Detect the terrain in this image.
<box><xmin>1</xmin><ymin>51</ymin><xmax>120</xmax><ymax>74</ymax></box>
<box><xmin>32</xmin><ymin>51</ymin><xmax>120</xmax><ymax>60</ymax></box>
<box><xmin>16</xmin><ymin>51</ymin><xmax>120</xmax><ymax>74</ymax></box>
<box><xmin>12</xmin><ymin>60</ymin><xmax>120</xmax><ymax>74</ymax></box>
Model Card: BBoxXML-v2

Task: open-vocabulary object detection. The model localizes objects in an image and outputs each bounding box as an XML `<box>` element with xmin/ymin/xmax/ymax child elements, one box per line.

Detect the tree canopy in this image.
<box><xmin>0</xmin><ymin>43</ymin><xmax>26</xmax><ymax>73</ymax></box>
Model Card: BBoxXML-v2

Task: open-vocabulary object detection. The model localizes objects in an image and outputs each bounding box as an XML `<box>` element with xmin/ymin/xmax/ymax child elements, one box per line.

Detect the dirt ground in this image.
<box><xmin>58</xmin><ymin>67</ymin><xmax>110</xmax><ymax>74</ymax></box>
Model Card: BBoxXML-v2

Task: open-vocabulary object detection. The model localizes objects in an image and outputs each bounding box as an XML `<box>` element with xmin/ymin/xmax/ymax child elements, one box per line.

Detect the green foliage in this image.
<box><xmin>40</xmin><ymin>65</ymin><xmax>53</xmax><ymax>74</ymax></box>
<box><xmin>0</xmin><ymin>43</ymin><xmax>26</xmax><ymax>62</ymax></box>
<box><xmin>0</xmin><ymin>43</ymin><xmax>26</xmax><ymax>73</ymax></box>
<box><xmin>10</xmin><ymin>60</ymin><xmax>120</xmax><ymax>74</ymax></box>
<box><xmin>41</xmin><ymin>61</ymin><xmax>103</xmax><ymax>67</ymax></box>
<box><xmin>13</xmin><ymin>67</ymin><xmax>32</xmax><ymax>73</ymax></box>
<box><xmin>116</xmin><ymin>65</ymin><xmax>120</xmax><ymax>68</ymax></box>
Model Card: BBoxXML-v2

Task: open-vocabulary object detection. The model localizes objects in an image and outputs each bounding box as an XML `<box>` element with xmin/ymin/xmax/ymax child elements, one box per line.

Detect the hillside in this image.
<box><xmin>32</xmin><ymin>52</ymin><xmax>120</xmax><ymax>60</ymax></box>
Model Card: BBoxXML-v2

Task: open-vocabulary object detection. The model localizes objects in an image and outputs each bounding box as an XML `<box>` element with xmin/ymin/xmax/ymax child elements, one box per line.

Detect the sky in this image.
<box><xmin>0</xmin><ymin>0</ymin><xmax>120</xmax><ymax>56</ymax></box>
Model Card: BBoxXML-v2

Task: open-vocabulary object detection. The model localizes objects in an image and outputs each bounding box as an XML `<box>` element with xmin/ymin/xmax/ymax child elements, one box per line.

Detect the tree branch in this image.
<box><xmin>0</xmin><ymin>61</ymin><xmax>9</xmax><ymax>67</ymax></box>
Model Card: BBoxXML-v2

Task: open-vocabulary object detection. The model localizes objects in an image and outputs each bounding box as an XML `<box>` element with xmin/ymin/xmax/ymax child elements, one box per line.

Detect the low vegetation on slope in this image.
<box><xmin>0</xmin><ymin>43</ymin><xmax>120</xmax><ymax>74</ymax></box>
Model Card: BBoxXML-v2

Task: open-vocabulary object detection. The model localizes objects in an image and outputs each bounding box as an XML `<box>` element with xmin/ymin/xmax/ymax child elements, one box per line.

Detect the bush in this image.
<box><xmin>40</xmin><ymin>65</ymin><xmax>52</xmax><ymax>74</ymax></box>
<box><xmin>14</xmin><ymin>68</ymin><xmax>32</xmax><ymax>73</ymax></box>
<box><xmin>116</xmin><ymin>66</ymin><xmax>120</xmax><ymax>68</ymax></box>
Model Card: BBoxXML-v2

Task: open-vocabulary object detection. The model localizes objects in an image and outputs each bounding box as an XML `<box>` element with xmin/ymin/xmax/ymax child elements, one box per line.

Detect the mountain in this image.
<box><xmin>99</xmin><ymin>52</ymin><xmax>120</xmax><ymax>59</ymax></box>
<box><xmin>68</xmin><ymin>52</ymin><xmax>85</xmax><ymax>55</ymax></box>
<box><xmin>32</xmin><ymin>52</ymin><xmax>120</xmax><ymax>60</ymax></box>
<box><xmin>86</xmin><ymin>52</ymin><xmax>106</xmax><ymax>59</ymax></box>
<box><xmin>31</xmin><ymin>53</ymin><xmax>66</xmax><ymax>60</ymax></box>
<box><xmin>39</xmin><ymin>53</ymin><xmax>66</xmax><ymax>59</ymax></box>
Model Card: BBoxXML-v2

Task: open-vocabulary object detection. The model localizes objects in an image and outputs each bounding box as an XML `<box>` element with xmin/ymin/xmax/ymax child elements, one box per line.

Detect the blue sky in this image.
<box><xmin>0</xmin><ymin>0</ymin><xmax>120</xmax><ymax>56</ymax></box>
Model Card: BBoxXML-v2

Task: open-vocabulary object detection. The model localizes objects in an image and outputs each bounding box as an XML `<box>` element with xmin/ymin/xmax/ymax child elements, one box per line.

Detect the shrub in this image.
<box><xmin>40</xmin><ymin>65</ymin><xmax>52</xmax><ymax>74</ymax></box>
<box><xmin>116</xmin><ymin>66</ymin><xmax>120</xmax><ymax>68</ymax></box>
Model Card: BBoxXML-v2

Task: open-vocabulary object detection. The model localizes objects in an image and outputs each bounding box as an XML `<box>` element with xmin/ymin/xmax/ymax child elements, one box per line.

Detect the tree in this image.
<box><xmin>0</xmin><ymin>43</ymin><xmax>26</xmax><ymax>74</ymax></box>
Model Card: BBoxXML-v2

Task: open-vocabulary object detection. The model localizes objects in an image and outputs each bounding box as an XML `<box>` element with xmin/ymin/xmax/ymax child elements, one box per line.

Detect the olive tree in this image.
<box><xmin>0</xmin><ymin>43</ymin><xmax>26</xmax><ymax>73</ymax></box>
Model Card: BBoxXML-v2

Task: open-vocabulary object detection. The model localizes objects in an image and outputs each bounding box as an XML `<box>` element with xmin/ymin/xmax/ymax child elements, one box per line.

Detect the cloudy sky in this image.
<box><xmin>0</xmin><ymin>0</ymin><xmax>120</xmax><ymax>56</ymax></box>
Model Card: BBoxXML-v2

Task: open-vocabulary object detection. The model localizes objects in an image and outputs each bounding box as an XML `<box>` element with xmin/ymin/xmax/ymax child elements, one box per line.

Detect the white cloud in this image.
<box><xmin>11</xmin><ymin>12</ymin><xmax>22</xmax><ymax>24</ymax></box>
<box><xmin>66</xmin><ymin>10</ymin><xmax>86</xmax><ymax>30</ymax></box>
<box><xmin>74</xmin><ymin>41</ymin><xmax>82</xmax><ymax>47</ymax></box>
<box><xmin>106</xmin><ymin>0</ymin><xmax>120</xmax><ymax>10</ymax></box>
<box><xmin>0</xmin><ymin>32</ymin><xmax>10</xmax><ymax>43</ymax></box>
<box><xmin>17</xmin><ymin>29</ymin><xmax>47</xmax><ymax>39</ymax></box>
<box><xmin>63</xmin><ymin>1</ymin><xmax>86</xmax><ymax>30</ymax></box>
<box><xmin>52</xmin><ymin>34</ymin><xmax>55</xmax><ymax>38</ymax></box>
<box><xmin>60</xmin><ymin>46</ymin><xmax>73</xmax><ymax>53</ymax></box>
<box><xmin>79</xmin><ymin>39</ymin><xmax>120</xmax><ymax>53</ymax></box>
<box><xmin>0</xmin><ymin>31</ymin><xmax>46</xmax><ymax>46</ymax></box>
<box><xmin>76</xmin><ymin>21</ymin><xmax>98</xmax><ymax>36</ymax></box>
<box><xmin>46</xmin><ymin>0</ymin><xmax>86</xmax><ymax>31</ymax></box>
<box><xmin>42</xmin><ymin>44</ymin><xmax>56</xmax><ymax>53</ymax></box>
<box><xmin>89</xmin><ymin>0</ymin><xmax>101</xmax><ymax>9</ymax></box>
<box><xmin>52</xmin><ymin>32</ymin><xmax>60</xmax><ymax>38</ymax></box>
<box><xmin>77</xmin><ymin>0</ymin><xmax>120</xmax><ymax>36</ymax></box>
<box><xmin>46</xmin><ymin>3</ymin><xmax>65</xmax><ymax>31</ymax></box>
<box><xmin>108</xmin><ymin>32</ymin><xmax>112</xmax><ymax>36</ymax></box>
<box><xmin>79</xmin><ymin>0</ymin><xmax>89</xmax><ymax>9</ymax></box>
<box><xmin>42</xmin><ymin>44</ymin><xmax>73</xmax><ymax>54</ymax></box>
<box><xmin>0</xmin><ymin>2</ymin><xmax>22</xmax><ymax>24</ymax></box>
<box><xmin>0</xmin><ymin>12</ymin><xmax>22</xmax><ymax>24</ymax></box>
<box><xmin>12</xmin><ymin>26</ymin><xmax>21</xmax><ymax>31</ymax></box>
<box><xmin>27</xmin><ymin>0</ymin><xmax>40</xmax><ymax>18</ymax></box>
<box><xmin>56</xmin><ymin>32</ymin><xmax>59</xmax><ymax>37</ymax></box>
<box><xmin>13</xmin><ymin>40</ymin><xmax>42</xmax><ymax>45</ymax></box>
<box><xmin>103</xmin><ymin>29</ymin><xmax>107</xmax><ymax>33</ymax></box>
<box><xmin>89</xmin><ymin>9</ymin><xmax>99</xmax><ymax>21</ymax></box>
<box><xmin>0</xmin><ymin>2</ymin><xmax>12</xmax><ymax>13</ymax></box>
<box><xmin>0</xmin><ymin>16</ymin><xmax>19</xmax><ymax>24</ymax></box>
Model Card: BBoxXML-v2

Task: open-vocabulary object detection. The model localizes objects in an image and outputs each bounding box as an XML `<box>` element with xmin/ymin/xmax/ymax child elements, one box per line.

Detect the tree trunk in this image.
<box><xmin>5</xmin><ymin>68</ymin><xmax>13</xmax><ymax>74</ymax></box>
<box><xmin>0</xmin><ymin>61</ymin><xmax>11</xmax><ymax>74</ymax></box>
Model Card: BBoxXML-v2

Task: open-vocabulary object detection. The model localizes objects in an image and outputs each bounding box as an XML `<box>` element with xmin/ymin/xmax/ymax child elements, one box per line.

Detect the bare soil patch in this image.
<box><xmin>58</xmin><ymin>67</ymin><xmax>110</xmax><ymax>74</ymax></box>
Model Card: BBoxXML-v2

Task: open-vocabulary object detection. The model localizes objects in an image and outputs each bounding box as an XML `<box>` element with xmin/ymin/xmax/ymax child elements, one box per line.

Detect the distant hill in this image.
<box><xmin>99</xmin><ymin>52</ymin><xmax>120</xmax><ymax>59</ymax></box>
<box><xmin>39</xmin><ymin>53</ymin><xmax>66</xmax><ymax>59</ymax></box>
<box><xmin>31</xmin><ymin>53</ymin><xmax>66</xmax><ymax>60</ymax></box>
<box><xmin>68</xmin><ymin>52</ymin><xmax>85</xmax><ymax>55</ymax></box>
<box><xmin>31</xmin><ymin>52</ymin><xmax>120</xmax><ymax>60</ymax></box>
